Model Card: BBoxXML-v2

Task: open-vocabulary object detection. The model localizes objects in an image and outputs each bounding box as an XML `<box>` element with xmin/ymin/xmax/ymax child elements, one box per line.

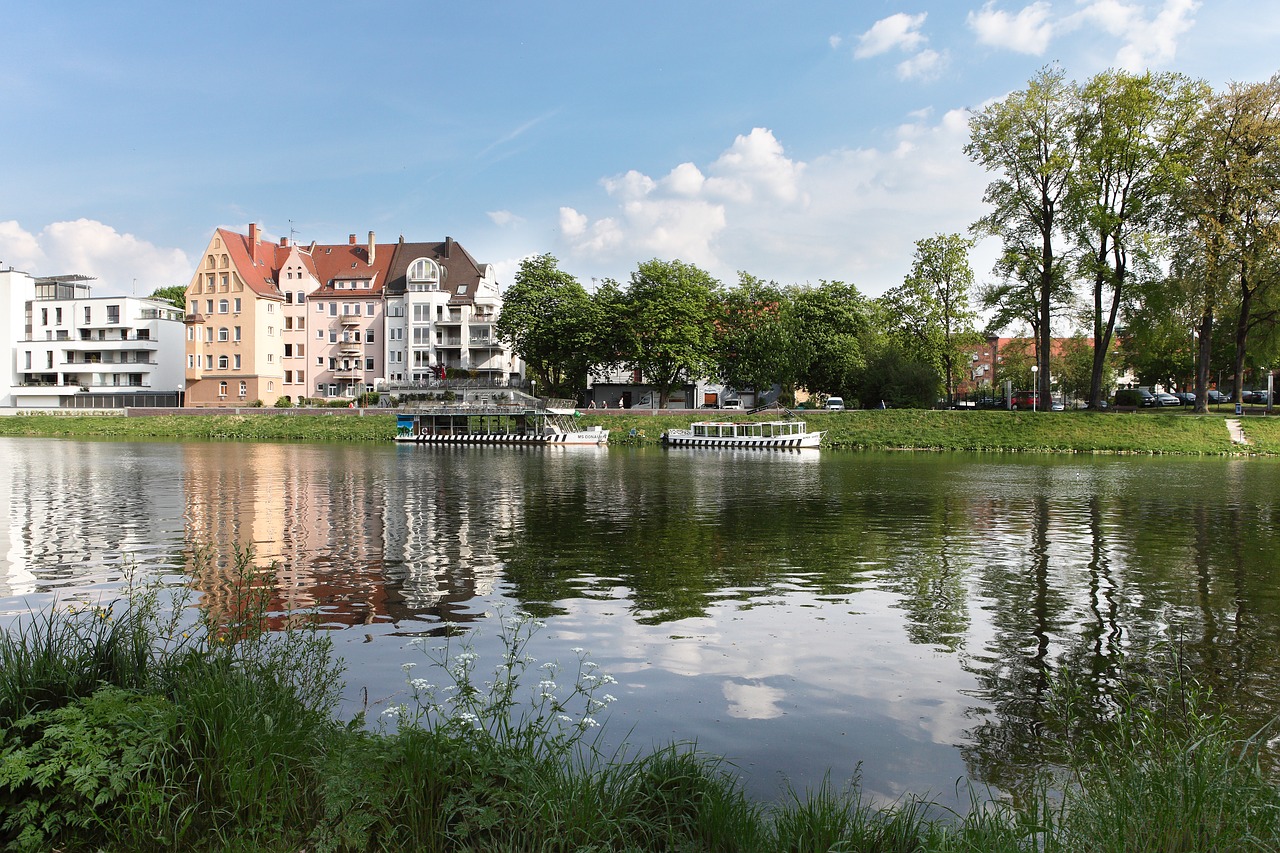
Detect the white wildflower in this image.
<box><xmin>401</xmin><ymin>662</ymin><xmax>417</xmax><ymax>672</ymax></box>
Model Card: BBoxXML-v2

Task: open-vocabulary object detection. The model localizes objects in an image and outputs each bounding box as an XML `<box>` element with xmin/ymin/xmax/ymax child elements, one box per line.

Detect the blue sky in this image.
<box><xmin>2</xmin><ymin>1</ymin><xmax>1277</xmax><ymax>300</ymax></box>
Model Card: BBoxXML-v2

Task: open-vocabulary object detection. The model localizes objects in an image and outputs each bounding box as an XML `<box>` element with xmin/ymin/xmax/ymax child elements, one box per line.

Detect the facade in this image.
<box><xmin>182</xmin><ymin>227</ymin><xmax>521</xmax><ymax>406</ymax></box>
<box><xmin>0</xmin><ymin>268</ymin><xmax>185</xmax><ymax>408</ymax></box>
<box><xmin>383</xmin><ymin>236</ymin><xmax>516</xmax><ymax>388</ymax></box>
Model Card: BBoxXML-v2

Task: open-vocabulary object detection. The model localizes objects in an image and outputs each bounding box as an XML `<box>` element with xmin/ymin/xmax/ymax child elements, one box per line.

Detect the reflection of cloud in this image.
<box><xmin>723</xmin><ymin>679</ymin><xmax>786</xmax><ymax>719</ymax></box>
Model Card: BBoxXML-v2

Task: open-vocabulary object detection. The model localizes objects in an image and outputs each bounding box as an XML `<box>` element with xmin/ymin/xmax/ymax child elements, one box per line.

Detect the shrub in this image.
<box><xmin>274</xmin><ymin>396</ymin><xmax>293</xmax><ymax>408</ymax></box>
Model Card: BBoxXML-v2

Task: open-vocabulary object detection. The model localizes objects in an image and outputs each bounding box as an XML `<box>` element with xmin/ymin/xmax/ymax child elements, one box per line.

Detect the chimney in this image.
<box><xmin>249</xmin><ymin>223</ymin><xmax>259</xmax><ymax>264</ymax></box>
<box><xmin>279</xmin><ymin>237</ymin><xmax>288</xmax><ymax>247</ymax></box>
<box><xmin>368</xmin><ymin>231</ymin><xmax>376</xmax><ymax>265</ymax></box>
<box><xmin>444</xmin><ymin>236</ymin><xmax>453</xmax><ymax>258</ymax></box>
<box><xmin>349</xmin><ymin>234</ymin><xmax>357</xmax><ymax>245</ymax></box>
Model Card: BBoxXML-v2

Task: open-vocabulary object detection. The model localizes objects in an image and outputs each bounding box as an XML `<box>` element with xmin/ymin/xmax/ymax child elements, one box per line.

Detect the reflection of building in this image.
<box><xmin>182</xmin><ymin>227</ymin><xmax>522</xmax><ymax>406</ymax></box>
<box><xmin>1</xmin><ymin>269</ymin><xmax>186</xmax><ymax>408</ymax></box>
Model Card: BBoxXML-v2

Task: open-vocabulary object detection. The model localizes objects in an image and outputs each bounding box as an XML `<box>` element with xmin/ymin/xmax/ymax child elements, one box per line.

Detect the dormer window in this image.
<box><xmin>407</xmin><ymin>258</ymin><xmax>441</xmax><ymax>292</ymax></box>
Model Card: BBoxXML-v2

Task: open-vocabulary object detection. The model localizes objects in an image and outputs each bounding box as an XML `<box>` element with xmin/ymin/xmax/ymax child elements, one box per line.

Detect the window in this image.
<box><xmin>267</xmin><ymin>326</ymin><xmax>274</xmax><ymax>337</ymax></box>
<box><xmin>317</xmin><ymin>357</ymin><xmax>324</xmax><ymax>367</ymax></box>
<box><xmin>233</xmin><ymin>354</ymin><xmax>241</xmax><ymax>369</ymax></box>
<box><xmin>220</xmin><ymin>273</ymin><xmax>229</xmax><ymax>291</ymax></box>
<box><xmin>329</xmin><ymin>303</ymin><xmax>337</xmax><ymax>316</ymax></box>
<box><xmin>267</xmin><ymin>303</ymin><xmax>274</xmax><ymax>314</ymax></box>
<box><xmin>239</xmin><ymin>381</ymin><xmax>247</xmax><ymax>397</ymax></box>
<box><xmin>207</xmin><ymin>255</ymin><xmax>216</xmax><ymax>269</ymax></box>
<box><xmin>219</xmin><ymin>381</ymin><xmax>227</xmax><ymax>397</ymax></box>
<box><xmin>84</xmin><ymin>306</ymin><xmax>92</xmax><ymax>324</ymax></box>
<box><xmin>233</xmin><ymin>298</ymin><xmax>242</xmax><ymax>312</ymax></box>
<box><xmin>218</xmin><ymin>327</ymin><xmax>229</xmax><ymax>342</ymax></box>
<box><xmin>285</xmin><ymin>370</ymin><xmax>293</xmax><ymax>383</ymax></box>
<box><xmin>365</xmin><ymin>358</ymin><xmax>374</xmax><ymax>371</ymax></box>
<box><xmin>317</xmin><ymin>383</ymin><xmax>325</xmax><ymax>394</ymax></box>
<box><xmin>187</xmin><ymin>354</ymin><xmax>195</xmax><ymax>368</ymax></box>
<box><xmin>367</xmin><ymin>330</ymin><xmax>375</xmax><ymax>344</ymax></box>
<box><xmin>218</xmin><ymin>299</ymin><xmax>229</xmax><ymax>313</ymax></box>
<box><xmin>316</xmin><ymin>329</ymin><xmax>323</xmax><ymax>339</ymax></box>
<box><xmin>366</xmin><ymin>302</ymin><xmax>375</xmax><ymax>315</ymax></box>
<box><xmin>297</xmin><ymin>344</ymin><xmax>304</xmax><ymax>357</ymax></box>
<box><xmin>297</xmin><ymin>291</ymin><xmax>305</xmax><ymax>303</ymax></box>
<box><xmin>55</xmin><ymin>307</ymin><xmax>62</xmax><ymax>324</ymax></box>
<box><xmin>284</xmin><ymin>317</ymin><xmax>293</xmax><ymax>331</ymax></box>
<box><xmin>267</xmin><ymin>381</ymin><xmax>274</xmax><ymax>392</ymax></box>
<box><xmin>218</xmin><ymin>355</ymin><xmax>228</xmax><ymax>369</ymax></box>
<box><xmin>190</xmin><ymin>300</ymin><xmax>198</xmax><ymax>314</ymax></box>
<box><xmin>205</xmin><ymin>300</ymin><xmax>214</xmax><ymax>314</ymax></box>
<box><xmin>329</xmin><ymin>331</ymin><xmax>337</xmax><ymax>343</ymax></box>
<box><xmin>106</xmin><ymin>305</ymin><xmax>120</xmax><ymax>323</ymax></box>
<box><xmin>187</xmin><ymin>327</ymin><xmax>195</xmax><ymax>341</ymax></box>
<box><xmin>457</xmin><ymin>286</ymin><xmax>468</xmax><ymax>294</ymax></box>
<box><xmin>284</xmin><ymin>343</ymin><xmax>293</xmax><ymax>357</ymax></box>
<box><xmin>234</xmin><ymin>326</ymin><xmax>242</xmax><ymax>341</ymax></box>
<box><xmin>205</xmin><ymin>327</ymin><xmax>213</xmax><ymax>343</ymax></box>
<box><xmin>206</xmin><ymin>355</ymin><xmax>214</xmax><ymax>370</ymax></box>
<box><xmin>316</xmin><ymin>302</ymin><xmax>324</xmax><ymax>313</ymax></box>
<box><xmin>40</xmin><ymin>308</ymin><xmax>48</xmax><ymax>325</ymax></box>
<box><xmin>267</xmin><ymin>353</ymin><xmax>274</xmax><ymax>363</ymax></box>
<box><xmin>407</xmin><ymin>257</ymin><xmax>440</xmax><ymax>289</ymax></box>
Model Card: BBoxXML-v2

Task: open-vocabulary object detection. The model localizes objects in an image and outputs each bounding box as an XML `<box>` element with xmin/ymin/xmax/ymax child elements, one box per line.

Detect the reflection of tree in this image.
<box><xmin>879</xmin><ymin>495</ymin><xmax>971</xmax><ymax>652</ymax></box>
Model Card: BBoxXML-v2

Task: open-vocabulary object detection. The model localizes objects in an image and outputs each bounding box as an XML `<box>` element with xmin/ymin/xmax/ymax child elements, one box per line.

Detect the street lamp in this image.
<box><xmin>1031</xmin><ymin>365</ymin><xmax>1039</xmax><ymax>412</ymax></box>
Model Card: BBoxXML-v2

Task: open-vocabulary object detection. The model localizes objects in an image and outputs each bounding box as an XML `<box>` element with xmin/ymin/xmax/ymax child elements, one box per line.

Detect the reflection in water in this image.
<box><xmin>3</xmin><ymin>438</ymin><xmax>1280</xmax><ymax>805</ymax></box>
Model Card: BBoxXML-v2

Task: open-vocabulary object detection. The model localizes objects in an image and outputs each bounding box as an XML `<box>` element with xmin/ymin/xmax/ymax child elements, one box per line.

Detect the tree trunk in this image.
<box><xmin>1195</xmin><ymin>309</ymin><xmax>1214</xmax><ymax>414</ymax></box>
<box><xmin>1039</xmin><ymin>235</ymin><xmax>1054</xmax><ymax>406</ymax></box>
<box><xmin>1232</xmin><ymin>256</ymin><xmax>1253</xmax><ymax>402</ymax></box>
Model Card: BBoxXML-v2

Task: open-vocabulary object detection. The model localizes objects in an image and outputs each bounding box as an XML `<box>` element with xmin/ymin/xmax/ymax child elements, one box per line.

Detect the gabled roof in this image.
<box><xmin>383</xmin><ymin>237</ymin><xmax>486</xmax><ymax>303</ymax></box>
<box><xmin>219</xmin><ymin>227</ymin><xmax>289</xmax><ymax>300</ymax></box>
<box><xmin>309</xmin><ymin>238</ymin><xmax>396</xmax><ymax>298</ymax></box>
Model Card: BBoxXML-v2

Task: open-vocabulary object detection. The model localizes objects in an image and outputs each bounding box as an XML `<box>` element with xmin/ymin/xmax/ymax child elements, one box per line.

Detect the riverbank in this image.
<box><xmin>0</xmin><ymin>408</ymin><xmax>1273</xmax><ymax>455</ymax></box>
<box><xmin>3</xmin><ymin>571</ymin><xmax>1278</xmax><ymax>852</ymax></box>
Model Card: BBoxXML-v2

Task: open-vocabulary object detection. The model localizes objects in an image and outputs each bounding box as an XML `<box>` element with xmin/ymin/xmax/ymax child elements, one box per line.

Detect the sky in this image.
<box><xmin>2</xmin><ymin>1</ymin><xmax>1278</xmax><ymax>302</ymax></box>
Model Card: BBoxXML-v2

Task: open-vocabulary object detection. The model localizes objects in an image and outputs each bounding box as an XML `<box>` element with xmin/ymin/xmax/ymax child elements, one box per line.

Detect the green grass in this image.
<box><xmin>1238</xmin><ymin>416</ymin><xmax>1280</xmax><ymax>454</ymax></box>
<box><xmin>3</xmin><ymin>556</ymin><xmax>1279</xmax><ymax>851</ymax></box>
<box><xmin>0</xmin><ymin>408</ymin><xmax>1259</xmax><ymax>454</ymax></box>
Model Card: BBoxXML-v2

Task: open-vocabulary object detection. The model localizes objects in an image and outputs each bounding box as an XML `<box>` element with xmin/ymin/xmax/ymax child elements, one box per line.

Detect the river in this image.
<box><xmin>2</xmin><ymin>436</ymin><xmax>1279</xmax><ymax>805</ymax></box>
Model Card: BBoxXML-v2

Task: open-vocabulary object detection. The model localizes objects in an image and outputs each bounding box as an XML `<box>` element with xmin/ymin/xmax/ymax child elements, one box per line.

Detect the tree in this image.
<box><xmin>1176</xmin><ymin>76</ymin><xmax>1280</xmax><ymax>411</ymax></box>
<box><xmin>149</xmin><ymin>285</ymin><xmax>188</xmax><ymax>310</ymax></box>
<box><xmin>616</xmin><ymin>259</ymin><xmax>722</xmax><ymax>408</ymax></box>
<box><xmin>885</xmin><ymin>233</ymin><xmax>982</xmax><ymax>405</ymax></box>
<box><xmin>1066</xmin><ymin>70</ymin><xmax>1205</xmax><ymax>408</ymax></box>
<box><xmin>496</xmin><ymin>254</ymin><xmax>598</xmax><ymax>398</ymax></box>
<box><xmin>714</xmin><ymin>273</ymin><xmax>801</xmax><ymax>399</ymax></box>
<box><xmin>788</xmin><ymin>281</ymin><xmax>874</xmax><ymax>403</ymax></box>
<box><xmin>968</xmin><ymin>66</ymin><xmax>1077</xmax><ymax>407</ymax></box>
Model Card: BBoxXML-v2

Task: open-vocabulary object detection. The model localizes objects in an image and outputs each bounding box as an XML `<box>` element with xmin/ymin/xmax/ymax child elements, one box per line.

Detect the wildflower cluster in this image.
<box><xmin>382</xmin><ymin>609</ymin><xmax>619</xmax><ymax>759</ymax></box>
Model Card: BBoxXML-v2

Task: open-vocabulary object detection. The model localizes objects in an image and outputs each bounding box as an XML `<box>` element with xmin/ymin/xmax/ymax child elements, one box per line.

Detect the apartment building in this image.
<box><xmin>0</xmin><ymin>268</ymin><xmax>185</xmax><ymax>408</ymax></box>
<box><xmin>182</xmin><ymin>226</ymin><xmax>521</xmax><ymax>405</ymax></box>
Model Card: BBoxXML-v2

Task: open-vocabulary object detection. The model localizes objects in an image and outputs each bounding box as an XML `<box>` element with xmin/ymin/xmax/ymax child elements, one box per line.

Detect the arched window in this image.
<box><xmin>407</xmin><ymin>258</ymin><xmax>441</xmax><ymax>291</ymax></box>
<box><xmin>218</xmin><ymin>327</ymin><xmax>229</xmax><ymax>342</ymax></box>
<box><xmin>218</xmin><ymin>381</ymin><xmax>228</xmax><ymax>397</ymax></box>
<box><xmin>218</xmin><ymin>299</ymin><xmax>229</xmax><ymax>313</ymax></box>
<box><xmin>218</xmin><ymin>355</ymin><xmax>229</xmax><ymax>369</ymax></box>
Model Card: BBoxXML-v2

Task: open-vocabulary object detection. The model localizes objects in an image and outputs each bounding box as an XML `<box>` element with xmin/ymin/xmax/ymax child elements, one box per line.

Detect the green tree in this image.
<box><xmin>885</xmin><ymin>233</ymin><xmax>982</xmax><ymax>406</ymax></box>
<box><xmin>968</xmin><ymin>65</ymin><xmax>1077</xmax><ymax>406</ymax></box>
<box><xmin>496</xmin><ymin>254</ymin><xmax>597</xmax><ymax>398</ymax></box>
<box><xmin>788</xmin><ymin>281</ymin><xmax>873</xmax><ymax>403</ymax></box>
<box><xmin>714</xmin><ymin>273</ymin><xmax>800</xmax><ymax>398</ymax></box>
<box><xmin>149</xmin><ymin>285</ymin><xmax>188</xmax><ymax>310</ymax></box>
<box><xmin>1066</xmin><ymin>70</ymin><xmax>1206</xmax><ymax>408</ymax></box>
<box><xmin>1176</xmin><ymin>76</ymin><xmax>1280</xmax><ymax>410</ymax></box>
<box><xmin>616</xmin><ymin>259</ymin><xmax>722</xmax><ymax>408</ymax></box>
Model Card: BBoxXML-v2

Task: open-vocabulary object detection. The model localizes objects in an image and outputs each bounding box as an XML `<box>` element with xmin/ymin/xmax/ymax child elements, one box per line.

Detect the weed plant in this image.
<box><xmin>2</xmin><ymin>554</ymin><xmax>1279</xmax><ymax>850</ymax></box>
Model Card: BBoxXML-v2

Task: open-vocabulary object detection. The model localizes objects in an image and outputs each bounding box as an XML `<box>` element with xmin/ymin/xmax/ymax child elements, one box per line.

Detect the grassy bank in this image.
<box><xmin>3</xmin><ymin>559</ymin><xmax>1279</xmax><ymax>851</ymax></box>
<box><xmin>0</xmin><ymin>408</ymin><xmax>1264</xmax><ymax>455</ymax></box>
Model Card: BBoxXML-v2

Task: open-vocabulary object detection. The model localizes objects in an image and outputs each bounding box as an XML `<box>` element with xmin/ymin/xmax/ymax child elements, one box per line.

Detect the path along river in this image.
<box><xmin>2</xmin><ymin>436</ymin><xmax>1279</xmax><ymax>806</ymax></box>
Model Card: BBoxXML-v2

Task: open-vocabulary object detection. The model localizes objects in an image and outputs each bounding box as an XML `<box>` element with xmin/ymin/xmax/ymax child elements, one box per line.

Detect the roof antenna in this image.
<box><xmin>289</xmin><ymin>220</ymin><xmax>298</xmax><ymax>245</ymax></box>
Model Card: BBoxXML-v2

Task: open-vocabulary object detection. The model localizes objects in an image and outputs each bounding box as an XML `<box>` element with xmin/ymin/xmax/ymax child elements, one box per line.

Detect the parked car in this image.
<box><xmin>1207</xmin><ymin>389</ymin><xmax>1232</xmax><ymax>404</ymax></box>
<box><xmin>1050</xmin><ymin>398</ymin><xmax>1065</xmax><ymax>411</ymax></box>
<box><xmin>1153</xmin><ymin>392</ymin><xmax>1181</xmax><ymax>407</ymax></box>
<box><xmin>824</xmin><ymin>396</ymin><xmax>845</xmax><ymax>410</ymax></box>
<box><xmin>1243</xmin><ymin>389</ymin><xmax>1272</xmax><ymax>405</ymax></box>
<box><xmin>1113</xmin><ymin>388</ymin><xmax>1156</xmax><ymax>408</ymax></box>
<box><xmin>1010</xmin><ymin>391</ymin><xmax>1038</xmax><ymax>410</ymax></box>
<box><xmin>1173</xmin><ymin>391</ymin><xmax>1196</xmax><ymax>406</ymax></box>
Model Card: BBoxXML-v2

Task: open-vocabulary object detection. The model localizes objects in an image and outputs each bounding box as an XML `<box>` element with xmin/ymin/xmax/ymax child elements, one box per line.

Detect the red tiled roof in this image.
<box><xmin>219</xmin><ymin>227</ymin><xmax>286</xmax><ymax>299</ymax></box>
<box><xmin>309</xmin><ymin>239</ymin><xmax>396</xmax><ymax>297</ymax></box>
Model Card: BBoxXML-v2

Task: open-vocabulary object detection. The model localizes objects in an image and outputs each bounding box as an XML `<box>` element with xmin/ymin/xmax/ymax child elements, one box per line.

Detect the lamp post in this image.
<box><xmin>1031</xmin><ymin>365</ymin><xmax>1039</xmax><ymax>412</ymax></box>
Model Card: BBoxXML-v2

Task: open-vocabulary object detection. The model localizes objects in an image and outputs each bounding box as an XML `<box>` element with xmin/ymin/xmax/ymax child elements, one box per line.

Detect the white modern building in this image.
<box><xmin>1</xmin><ymin>268</ymin><xmax>186</xmax><ymax>408</ymax></box>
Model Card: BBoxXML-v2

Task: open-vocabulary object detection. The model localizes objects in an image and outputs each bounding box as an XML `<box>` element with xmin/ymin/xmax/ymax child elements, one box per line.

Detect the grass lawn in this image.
<box><xmin>0</xmin><ymin>408</ymin><xmax>1260</xmax><ymax>455</ymax></box>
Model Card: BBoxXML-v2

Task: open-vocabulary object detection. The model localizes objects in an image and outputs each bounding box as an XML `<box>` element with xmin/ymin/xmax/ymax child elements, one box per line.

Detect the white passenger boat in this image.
<box><xmin>395</xmin><ymin>405</ymin><xmax>608</xmax><ymax>446</ymax></box>
<box><xmin>661</xmin><ymin>419</ymin><xmax>822</xmax><ymax>449</ymax></box>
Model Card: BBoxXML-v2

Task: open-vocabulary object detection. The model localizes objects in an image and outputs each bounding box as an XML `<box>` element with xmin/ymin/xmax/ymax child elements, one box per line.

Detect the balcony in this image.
<box><xmin>340</xmin><ymin>315</ymin><xmax>362</xmax><ymax>326</ymax></box>
<box><xmin>438</xmin><ymin>336</ymin><xmax>462</xmax><ymax>347</ymax></box>
<box><xmin>339</xmin><ymin>341</ymin><xmax>363</xmax><ymax>355</ymax></box>
<box><xmin>469</xmin><ymin>335</ymin><xmax>501</xmax><ymax>349</ymax></box>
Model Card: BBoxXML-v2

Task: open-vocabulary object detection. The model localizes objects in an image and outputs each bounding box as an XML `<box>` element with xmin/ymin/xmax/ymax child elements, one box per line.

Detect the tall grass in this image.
<box><xmin>2</xmin><ymin>557</ymin><xmax>1278</xmax><ymax>850</ymax></box>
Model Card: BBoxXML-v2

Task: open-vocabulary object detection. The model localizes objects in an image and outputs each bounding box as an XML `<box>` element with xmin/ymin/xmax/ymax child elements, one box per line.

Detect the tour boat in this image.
<box><xmin>661</xmin><ymin>419</ymin><xmax>823</xmax><ymax>449</ymax></box>
<box><xmin>395</xmin><ymin>404</ymin><xmax>608</xmax><ymax>446</ymax></box>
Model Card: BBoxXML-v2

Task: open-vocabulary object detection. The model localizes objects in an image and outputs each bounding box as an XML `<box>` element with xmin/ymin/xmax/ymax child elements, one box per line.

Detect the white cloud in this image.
<box><xmin>855</xmin><ymin>13</ymin><xmax>928</xmax><ymax>58</ymax></box>
<box><xmin>967</xmin><ymin>1</ymin><xmax>1055</xmax><ymax>55</ymax></box>
<box><xmin>829</xmin><ymin>33</ymin><xmax>843</xmax><ymax>50</ymax></box>
<box><xmin>487</xmin><ymin>209</ymin><xmax>523</xmax><ymax>227</ymax></box>
<box><xmin>554</xmin><ymin>116</ymin><xmax>990</xmax><ymax>296</ymax></box>
<box><xmin>1073</xmin><ymin>0</ymin><xmax>1200</xmax><ymax>69</ymax></box>
<box><xmin>897</xmin><ymin>48</ymin><xmax>948</xmax><ymax>81</ymax></box>
<box><xmin>0</xmin><ymin>219</ymin><xmax>189</xmax><ymax>296</ymax></box>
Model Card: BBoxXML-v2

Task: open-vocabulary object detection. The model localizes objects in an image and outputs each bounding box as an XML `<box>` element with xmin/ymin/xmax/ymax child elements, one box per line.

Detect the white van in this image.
<box><xmin>825</xmin><ymin>397</ymin><xmax>845</xmax><ymax>410</ymax></box>
<box><xmin>721</xmin><ymin>399</ymin><xmax>743</xmax><ymax>410</ymax></box>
